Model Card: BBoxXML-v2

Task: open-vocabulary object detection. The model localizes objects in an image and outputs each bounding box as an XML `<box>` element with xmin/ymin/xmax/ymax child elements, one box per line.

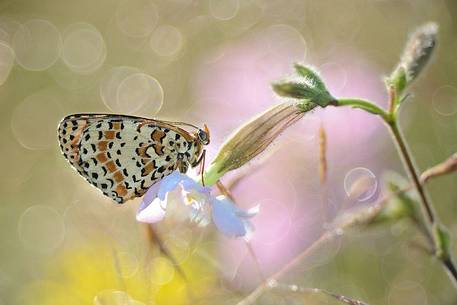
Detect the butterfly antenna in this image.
<box><xmin>200</xmin><ymin>150</ymin><xmax>206</xmax><ymax>186</ymax></box>
<box><xmin>164</xmin><ymin>120</ymin><xmax>200</xmax><ymax>130</ymax></box>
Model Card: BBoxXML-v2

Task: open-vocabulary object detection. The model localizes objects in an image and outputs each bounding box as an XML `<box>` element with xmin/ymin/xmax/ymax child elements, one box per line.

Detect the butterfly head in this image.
<box><xmin>188</xmin><ymin>124</ymin><xmax>209</xmax><ymax>172</ymax></box>
<box><xmin>196</xmin><ymin>124</ymin><xmax>210</xmax><ymax>145</ymax></box>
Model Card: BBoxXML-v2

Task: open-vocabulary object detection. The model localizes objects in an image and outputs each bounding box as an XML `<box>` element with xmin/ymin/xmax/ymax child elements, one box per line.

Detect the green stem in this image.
<box><xmin>337</xmin><ymin>98</ymin><xmax>391</xmax><ymax>122</ymax></box>
<box><xmin>388</xmin><ymin>121</ymin><xmax>435</xmax><ymax>223</ymax></box>
<box><xmin>202</xmin><ymin>162</ymin><xmax>225</xmax><ymax>187</ymax></box>
<box><xmin>387</xmin><ymin>120</ymin><xmax>457</xmax><ymax>286</ymax></box>
<box><xmin>336</xmin><ymin>97</ymin><xmax>457</xmax><ymax>287</ymax></box>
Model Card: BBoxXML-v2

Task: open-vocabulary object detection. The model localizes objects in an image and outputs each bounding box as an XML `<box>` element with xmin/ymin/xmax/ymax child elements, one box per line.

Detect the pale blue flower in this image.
<box><xmin>136</xmin><ymin>171</ymin><xmax>258</xmax><ymax>238</ymax></box>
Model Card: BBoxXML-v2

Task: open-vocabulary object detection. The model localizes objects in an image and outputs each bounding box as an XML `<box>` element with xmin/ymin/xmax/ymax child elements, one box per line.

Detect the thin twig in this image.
<box><xmin>235</xmin><ymin>153</ymin><xmax>457</xmax><ymax>305</ymax></box>
<box><xmin>245</xmin><ymin>241</ymin><xmax>267</xmax><ymax>282</ymax></box>
<box><xmin>236</xmin><ymin>233</ymin><xmax>333</xmax><ymax>305</ymax></box>
<box><xmin>144</xmin><ymin>224</ymin><xmax>188</xmax><ymax>281</ymax></box>
<box><xmin>216</xmin><ymin>180</ymin><xmax>267</xmax><ymax>283</ymax></box>
<box><xmin>388</xmin><ymin>121</ymin><xmax>457</xmax><ymax>286</ymax></box>
<box><xmin>388</xmin><ymin>121</ymin><xmax>435</xmax><ymax>223</ymax></box>
<box><xmin>272</xmin><ymin>282</ymin><xmax>372</xmax><ymax>305</ymax></box>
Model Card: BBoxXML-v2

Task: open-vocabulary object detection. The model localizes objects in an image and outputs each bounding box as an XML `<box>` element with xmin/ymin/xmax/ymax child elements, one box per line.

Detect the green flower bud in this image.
<box><xmin>388</xmin><ymin>22</ymin><xmax>438</xmax><ymax>96</ymax></box>
<box><xmin>272</xmin><ymin>64</ymin><xmax>336</xmax><ymax>107</ymax></box>
<box><xmin>203</xmin><ymin>101</ymin><xmax>315</xmax><ymax>185</ymax></box>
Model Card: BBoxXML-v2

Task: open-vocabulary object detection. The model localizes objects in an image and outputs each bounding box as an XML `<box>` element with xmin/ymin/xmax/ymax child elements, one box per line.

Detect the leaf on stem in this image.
<box><xmin>272</xmin><ymin>64</ymin><xmax>337</xmax><ymax>107</ymax></box>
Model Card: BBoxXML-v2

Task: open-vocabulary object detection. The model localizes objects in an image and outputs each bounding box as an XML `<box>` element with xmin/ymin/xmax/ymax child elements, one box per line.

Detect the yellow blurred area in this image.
<box><xmin>18</xmin><ymin>237</ymin><xmax>216</xmax><ymax>305</ymax></box>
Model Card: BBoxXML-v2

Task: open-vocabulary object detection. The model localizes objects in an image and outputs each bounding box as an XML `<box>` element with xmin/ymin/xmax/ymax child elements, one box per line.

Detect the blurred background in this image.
<box><xmin>0</xmin><ymin>0</ymin><xmax>456</xmax><ymax>304</ymax></box>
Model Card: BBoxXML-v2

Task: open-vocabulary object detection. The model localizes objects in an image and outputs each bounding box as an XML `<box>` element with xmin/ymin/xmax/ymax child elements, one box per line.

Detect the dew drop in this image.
<box><xmin>432</xmin><ymin>85</ymin><xmax>457</xmax><ymax>116</ymax></box>
<box><xmin>344</xmin><ymin>167</ymin><xmax>378</xmax><ymax>202</ymax></box>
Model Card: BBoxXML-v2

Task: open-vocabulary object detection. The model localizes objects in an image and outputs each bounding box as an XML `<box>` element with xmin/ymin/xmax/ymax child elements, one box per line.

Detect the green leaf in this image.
<box><xmin>272</xmin><ymin>64</ymin><xmax>336</xmax><ymax>108</ymax></box>
<box><xmin>272</xmin><ymin>82</ymin><xmax>318</xmax><ymax>100</ymax></box>
<box><xmin>387</xmin><ymin>66</ymin><xmax>407</xmax><ymax>95</ymax></box>
<box><xmin>293</xmin><ymin>64</ymin><xmax>326</xmax><ymax>91</ymax></box>
<box><xmin>434</xmin><ymin>223</ymin><xmax>451</xmax><ymax>261</ymax></box>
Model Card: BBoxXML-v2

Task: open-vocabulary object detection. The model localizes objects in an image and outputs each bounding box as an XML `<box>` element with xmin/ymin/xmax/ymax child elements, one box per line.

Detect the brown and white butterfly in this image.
<box><xmin>57</xmin><ymin>114</ymin><xmax>210</xmax><ymax>204</ymax></box>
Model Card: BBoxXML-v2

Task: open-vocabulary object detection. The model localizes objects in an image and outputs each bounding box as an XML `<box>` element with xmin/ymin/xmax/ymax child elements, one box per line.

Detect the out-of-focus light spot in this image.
<box><xmin>253</xmin><ymin>198</ymin><xmax>292</xmax><ymax>246</ymax></box>
<box><xmin>94</xmin><ymin>290</ymin><xmax>145</xmax><ymax>305</ymax></box>
<box><xmin>11</xmin><ymin>90</ymin><xmax>64</xmax><ymax>150</ymax></box>
<box><xmin>262</xmin><ymin>24</ymin><xmax>307</xmax><ymax>66</ymax></box>
<box><xmin>12</xmin><ymin>19</ymin><xmax>62</xmax><ymax>71</ymax></box>
<box><xmin>18</xmin><ymin>205</ymin><xmax>65</xmax><ymax>253</ymax></box>
<box><xmin>0</xmin><ymin>28</ymin><xmax>8</xmax><ymax>43</ymax></box>
<box><xmin>388</xmin><ymin>280</ymin><xmax>427</xmax><ymax>305</ymax></box>
<box><xmin>162</xmin><ymin>226</ymin><xmax>193</xmax><ymax>264</ymax></box>
<box><xmin>163</xmin><ymin>237</ymin><xmax>190</xmax><ymax>265</ymax></box>
<box><xmin>48</xmin><ymin>61</ymin><xmax>104</xmax><ymax>91</ymax></box>
<box><xmin>344</xmin><ymin>167</ymin><xmax>378</xmax><ymax>202</ymax></box>
<box><xmin>0</xmin><ymin>41</ymin><xmax>15</xmax><ymax>85</ymax></box>
<box><xmin>211</xmin><ymin>1</ymin><xmax>263</xmax><ymax>38</ymax></box>
<box><xmin>319</xmin><ymin>62</ymin><xmax>348</xmax><ymax>93</ymax></box>
<box><xmin>149</xmin><ymin>25</ymin><xmax>184</xmax><ymax>57</ymax></box>
<box><xmin>0</xmin><ymin>16</ymin><xmax>21</xmax><ymax>44</ymax></box>
<box><xmin>432</xmin><ymin>85</ymin><xmax>457</xmax><ymax>116</ymax></box>
<box><xmin>61</xmin><ymin>22</ymin><xmax>106</xmax><ymax>74</ymax></box>
<box><xmin>100</xmin><ymin>66</ymin><xmax>140</xmax><ymax>113</ymax></box>
<box><xmin>285</xmin><ymin>115</ymin><xmax>321</xmax><ymax>144</ymax></box>
<box><xmin>116</xmin><ymin>0</ymin><xmax>159</xmax><ymax>38</ymax></box>
<box><xmin>117</xmin><ymin>72</ymin><xmax>164</xmax><ymax>115</ymax></box>
<box><xmin>209</xmin><ymin>0</ymin><xmax>240</xmax><ymax>20</ymax></box>
<box><xmin>301</xmin><ymin>236</ymin><xmax>343</xmax><ymax>272</ymax></box>
<box><xmin>114</xmin><ymin>251</ymin><xmax>139</xmax><ymax>278</ymax></box>
<box><xmin>149</xmin><ymin>257</ymin><xmax>175</xmax><ymax>285</ymax></box>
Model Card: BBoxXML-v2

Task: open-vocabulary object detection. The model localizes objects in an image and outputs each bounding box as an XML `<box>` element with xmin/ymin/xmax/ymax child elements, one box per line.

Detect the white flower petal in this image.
<box><xmin>136</xmin><ymin>197</ymin><xmax>167</xmax><ymax>223</ymax></box>
<box><xmin>236</xmin><ymin>204</ymin><xmax>260</xmax><ymax>218</ymax></box>
<box><xmin>157</xmin><ymin>171</ymin><xmax>185</xmax><ymax>200</ymax></box>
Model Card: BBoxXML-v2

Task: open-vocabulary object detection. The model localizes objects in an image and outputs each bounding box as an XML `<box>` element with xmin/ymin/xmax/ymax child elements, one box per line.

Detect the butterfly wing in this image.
<box><xmin>58</xmin><ymin>114</ymin><xmax>193</xmax><ymax>203</ymax></box>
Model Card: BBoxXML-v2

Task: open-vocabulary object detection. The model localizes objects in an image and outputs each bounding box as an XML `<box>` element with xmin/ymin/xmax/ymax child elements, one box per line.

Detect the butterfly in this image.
<box><xmin>57</xmin><ymin>113</ymin><xmax>210</xmax><ymax>204</ymax></box>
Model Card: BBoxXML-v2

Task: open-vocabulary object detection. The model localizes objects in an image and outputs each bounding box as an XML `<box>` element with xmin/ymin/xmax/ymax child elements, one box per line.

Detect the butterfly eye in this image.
<box><xmin>198</xmin><ymin>129</ymin><xmax>210</xmax><ymax>145</ymax></box>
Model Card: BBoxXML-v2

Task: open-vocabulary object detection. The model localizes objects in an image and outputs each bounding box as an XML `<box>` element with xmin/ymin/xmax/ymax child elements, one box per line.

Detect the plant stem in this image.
<box><xmin>387</xmin><ymin>121</ymin><xmax>435</xmax><ymax>223</ymax></box>
<box><xmin>336</xmin><ymin>96</ymin><xmax>457</xmax><ymax>286</ymax></box>
<box><xmin>235</xmin><ymin>153</ymin><xmax>457</xmax><ymax>305</ymax></box>
<box><xmin>387</xmin><ymin>120</ymin><xmax>457</xmax><ymax>286</ymax></box>
<box><xmin>337</xmin><ymin>98</ymin><xmax>391</xmax><ymax>121</ymax></box>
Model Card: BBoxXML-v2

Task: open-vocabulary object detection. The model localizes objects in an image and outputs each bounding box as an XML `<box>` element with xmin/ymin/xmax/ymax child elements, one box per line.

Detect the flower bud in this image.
<box><xmin>204</xmin><ymin>101</ymin><xmax>315</xmax><ymax>185</ymax></box>
<box><xmin>389</xmin><ymin>22</ymin><xmax>438</xmax><ymax>95</ymax></box>
<box><xmin>272</xmin><ymin>64</ymin><xmax>336</xmax><ymax>107</ymax></box>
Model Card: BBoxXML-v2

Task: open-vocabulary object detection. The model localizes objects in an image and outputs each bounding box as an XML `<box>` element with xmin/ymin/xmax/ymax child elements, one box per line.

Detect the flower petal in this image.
<box><xmin>180</xmin><ymin>175</ymin><xmax>211</xmax><ymax>194</ymax></box>
<box><xmin>211</xmin><ymin>195</ymin><xmax>248</xmax><ymax>237</ymax></box>
<box><xmin>236</xmin><ymin>205</ymin><xmax>260</xmax><ymax>218</ymax></box>
<box><xmin>138</xmin><ymin>180</ymin><xmax>162</xmax><ymax>212</ymax></box>
<box><xmin>136</xmin><ymin>197</ymin><xmax>167</xmax><ymax>223</ymax></box>
<box><xmin>157</xmin><ymin>171</ymin><xmax>185</xmax><ymax>200</ymax></box>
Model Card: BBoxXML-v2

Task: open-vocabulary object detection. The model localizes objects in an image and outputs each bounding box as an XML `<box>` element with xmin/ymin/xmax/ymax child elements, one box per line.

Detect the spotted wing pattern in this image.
<box><xmin>58</xmin><ymin>114</ymin><xmax>196</xmax><ymax>203</ymax></box>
